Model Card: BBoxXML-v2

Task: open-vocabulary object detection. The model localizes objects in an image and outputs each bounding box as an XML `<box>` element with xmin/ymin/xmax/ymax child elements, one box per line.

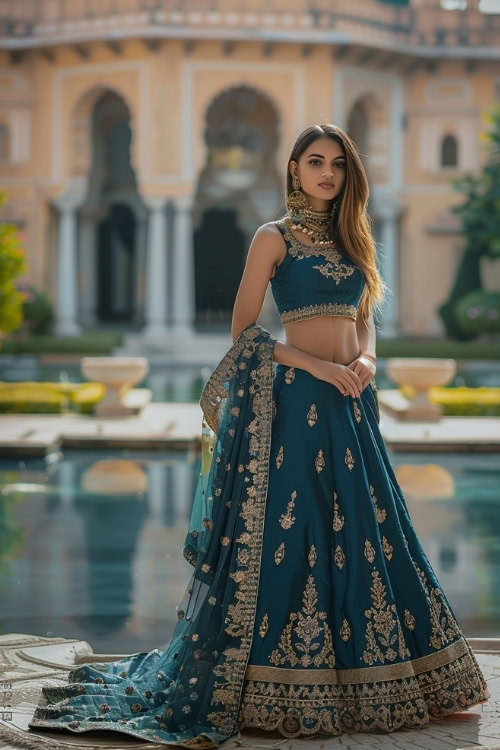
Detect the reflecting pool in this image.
<box><xmin>0</xmin><ymin>448</ymin><xmax>498</xmax><ymax>654</ymax></box>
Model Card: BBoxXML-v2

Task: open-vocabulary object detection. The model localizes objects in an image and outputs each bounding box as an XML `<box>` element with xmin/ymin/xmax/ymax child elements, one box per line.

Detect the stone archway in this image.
<box><xmin>193</xmin><ymin>84</ymin><xmax>282</xmax><ymax>331</ymax></box>
<box><xmin>70</xmin><ymin>87</ymin><xmax>147</xmax><ymax>328</ymax></box>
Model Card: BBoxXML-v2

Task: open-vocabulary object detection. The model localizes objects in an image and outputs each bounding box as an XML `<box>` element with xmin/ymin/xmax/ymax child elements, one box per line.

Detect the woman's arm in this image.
<box><xmin>356</xmin><ymin>311</ymin><xmax>377</xmax><ymax>362</ymax></box>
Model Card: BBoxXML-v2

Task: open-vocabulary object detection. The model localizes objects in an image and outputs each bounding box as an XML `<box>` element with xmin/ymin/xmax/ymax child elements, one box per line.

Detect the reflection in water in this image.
<box><xmin>0</xmin><ymin>449</ymin><xmax>498</xmax><ymax>653</ymax></box>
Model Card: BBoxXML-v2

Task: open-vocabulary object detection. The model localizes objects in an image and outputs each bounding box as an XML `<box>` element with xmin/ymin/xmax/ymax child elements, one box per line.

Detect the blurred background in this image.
<box><xmin>0</xmin><ymin>0</ymin><xmax>499</xmax><ymax>654</ymax></box>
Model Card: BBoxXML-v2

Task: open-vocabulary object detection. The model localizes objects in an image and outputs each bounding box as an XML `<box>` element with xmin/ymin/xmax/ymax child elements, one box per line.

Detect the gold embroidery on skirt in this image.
<box><xmin>275</xmin><ymin>542</ymin><xmax>285</xmax><ymax>566</ymax></box>
<box><xmin>308</xmin><ymin>544</ymin><xmax>317</xmax><ymax>568</ymax></box>
<box><xmin>353</xmin><ymin>400</ymin><xmax>362</xmax><ymax>423</ymax></box>
<box><xmin>404</xmin><ymin>609</ymin><xmax>416</xmax><ymax>630</ymax></box>
<box><xmin>280</xmin><ymin>490</ymin><xmax>297</xmax><ymax>529</ymax></box>
<box><xmin>332</xmin><ymin>491</ymin><xmax>344</xmax><ymax>532</ymax></box>
<box><xmin>268</xmin><ymin>574</ymin><xmax>336</xmax><ymax>668</ymax></box>
<box><xmin>276</xmin><ymin>444</ymin><xmax>284</xmax><ymax>469</ymax></box>
<box><xmin>307</xmin><ymin>403</ymin><xmax>318</xmax><ymax>426</ymax></box>
<box><xmin>259</xmin><ymin>613</ymin><xmax>269</xmax><ymax>638</ymax></box>
<box><xmin>315</xmin><ymin>448</ymin><xmax>325</xmax><ymax>473</ymax></box>
<box><xmin>345</xmin><ymin>446</ymin><xmax>355</xmax><ymax>471</ymax></box>
<box><xmin>284</xmin><ymin>366</ymin><xmax>295</xmax><ymax>384</ymax></box>
<box><xmin>340</xmin><ymin>617</ymin><xmax>351</xmax><ymax>641</ymax></box>
<box><xmin>415</xmin><ymin>564</ymin><xmax>462</xmax><ymax>649</ymax></box>
<box><xmin>370</xmin><ymin>484</ymin><xmax>387</xmax><ymax>523</ymax></box>
<box><xmin>364</xmin><ymin>540</ymin><xmax>375</xmax><ymax>563</ymax></box>
<box><xmin>361</xmin><ymin>568</ymin><xmax>411</xmax><ymax>665</ymax></box>
<box><xmin>382</xmin><ymin>536</ymin><xmax>393</xmax><ymax>561</ymax></box>
<box><xmin>334</xmin><ymin>544</ymin><xmax>345</xmax><ymax>570</ymax></box>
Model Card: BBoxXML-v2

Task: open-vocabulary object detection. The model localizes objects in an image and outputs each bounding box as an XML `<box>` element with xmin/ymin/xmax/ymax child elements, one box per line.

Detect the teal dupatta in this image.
<box><xmin>25</xmin><ymin>322</ymin><xmax>278</xmax><ymax>749</ymax></box>
<box><xmin>171</xmin><ymin>322</ymin><xmax>279</xmax><ymax>746</ymax></box>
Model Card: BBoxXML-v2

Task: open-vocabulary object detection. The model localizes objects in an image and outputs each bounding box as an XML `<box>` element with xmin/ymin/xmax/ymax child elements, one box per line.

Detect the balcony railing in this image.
<box><xmin>0</xmin><ymin>0</ymin><xmax>498</xmax><ymax>52</ymax></box>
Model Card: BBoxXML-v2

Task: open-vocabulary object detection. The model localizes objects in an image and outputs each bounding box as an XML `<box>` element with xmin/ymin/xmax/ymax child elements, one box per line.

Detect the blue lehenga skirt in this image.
<box><xmin>237</xmin><ymin>363</ymin><xmax>489</xmax><ymax>737</ymax></box>
<box><xmin>24</xmin><ymin>325</ymin><xmax>489</xmax><ymax>748</ymax></box>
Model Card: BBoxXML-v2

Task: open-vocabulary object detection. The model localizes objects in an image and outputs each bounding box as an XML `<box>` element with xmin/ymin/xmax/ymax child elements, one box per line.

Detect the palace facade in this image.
<box><xmin>0</xmin><ymin>0</ymin><xmax>499</xmax><ymax>350</ymax></box>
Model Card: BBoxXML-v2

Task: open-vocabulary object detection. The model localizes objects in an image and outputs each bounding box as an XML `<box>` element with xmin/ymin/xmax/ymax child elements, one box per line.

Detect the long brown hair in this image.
<box><xmin>284</xmin><ymin>123</ymin><xmax>388</xmax><ymax>326</ymax></box>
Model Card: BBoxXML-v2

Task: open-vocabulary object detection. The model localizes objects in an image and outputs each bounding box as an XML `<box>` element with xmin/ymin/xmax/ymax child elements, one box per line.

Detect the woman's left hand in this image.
<box><xmin>346</xmin><ymin>354</ymin><xmax>376</xmax><ymax>392</ymax></box>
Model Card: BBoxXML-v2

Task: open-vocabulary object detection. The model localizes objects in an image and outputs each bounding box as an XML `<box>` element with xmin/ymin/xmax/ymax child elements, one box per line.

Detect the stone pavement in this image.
<box><xmin>0</xmin><ymin>635</ymin><xmax>499</xmax><ymax>750</ymax></box>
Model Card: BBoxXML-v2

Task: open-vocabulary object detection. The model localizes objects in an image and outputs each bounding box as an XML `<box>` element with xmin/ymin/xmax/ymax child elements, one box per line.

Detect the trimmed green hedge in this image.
<box><xmin>0</xmin><ymin>331</ymin><xmax>122</xmax><ymax>355</ymax></box>
<box><xmin>400</xmin><ymin>385</ymin><xmax>500</xmax><ymax>417</ymax></box>
<box><xmin>0</xmin><ymin>382</ymin><xmax>106</xmax><ymax>414</ymax></box>
<box><xmin>376</xmin><ymin>338</ymin><xmax>500</xmax><ymax>360</ymax></box>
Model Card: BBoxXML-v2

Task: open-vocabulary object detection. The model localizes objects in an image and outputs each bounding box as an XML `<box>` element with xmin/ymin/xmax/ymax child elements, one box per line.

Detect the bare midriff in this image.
<box><xmin>284</xmin><ymin>316</ymin><xmax>361</xmax><ymax>367</ymax></box>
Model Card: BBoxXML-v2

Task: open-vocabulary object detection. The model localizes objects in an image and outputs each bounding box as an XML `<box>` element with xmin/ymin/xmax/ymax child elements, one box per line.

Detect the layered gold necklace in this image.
<box><xmin>287</xmin><ymin>207</ymin><xmax>333</xmax><ymax>246</ymax></box>
<box><xmin>286</xmin><ymin>191</ymin><xmax>338</xmax><ymax>246</ymax></box>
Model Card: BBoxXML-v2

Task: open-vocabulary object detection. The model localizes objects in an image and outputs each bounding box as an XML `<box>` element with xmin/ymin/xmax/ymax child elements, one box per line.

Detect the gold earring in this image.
<box><xmin>287</xmin><ymin>170</ymin><xmax>309</xmax><ymax>213</ymax></box>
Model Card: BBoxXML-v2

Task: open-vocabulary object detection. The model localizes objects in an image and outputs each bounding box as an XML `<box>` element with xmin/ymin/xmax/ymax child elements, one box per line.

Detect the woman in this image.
<box><xmin>25</xmin><ymin>124</ymin><xmax>489</xmax><ymax>749</ymax></box>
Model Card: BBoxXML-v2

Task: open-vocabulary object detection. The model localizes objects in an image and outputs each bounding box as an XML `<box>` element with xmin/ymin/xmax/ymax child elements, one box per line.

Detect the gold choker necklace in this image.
<box><xmin>286</xmin><ymin>208</ymin><xmax>333</xmax><ymax>246</ymax></box>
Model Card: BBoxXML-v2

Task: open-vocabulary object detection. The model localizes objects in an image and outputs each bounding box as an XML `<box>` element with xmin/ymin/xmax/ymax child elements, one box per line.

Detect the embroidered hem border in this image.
<box><xmin>281</xmin><ymin>303</ymin><xmax>358</xmax><ymax>327</ymax></box>
<box><xmin>238</xmin><ymin>635</ymin><xmax>489</xmax><ymax>738</ymax></box>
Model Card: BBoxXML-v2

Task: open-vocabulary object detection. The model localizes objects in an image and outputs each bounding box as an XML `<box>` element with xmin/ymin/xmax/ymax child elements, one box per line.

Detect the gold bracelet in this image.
<box><xmin>360</xmin><ymin>352</ymin><xmax>376</xmax><ymax>363</ymax></box>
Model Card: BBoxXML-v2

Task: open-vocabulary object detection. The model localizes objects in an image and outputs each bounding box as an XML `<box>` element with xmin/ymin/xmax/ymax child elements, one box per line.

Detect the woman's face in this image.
<box><xmin>289</xmin><ymin>136</ymin><xmax>346</xmax><ymax>211</ymax></box>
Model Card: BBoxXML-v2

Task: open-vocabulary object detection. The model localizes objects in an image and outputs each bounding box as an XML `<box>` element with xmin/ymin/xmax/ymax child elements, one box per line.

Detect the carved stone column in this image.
<box><xmin>171</xmin><ymin>195</ymin><xmax>196</xmax><ymax>337</ymax></box>
<box><xmin>143</xmin><ymin>196</ymin><xmax>169</xmax><ymax>338</ymax></box>
<box><xmin>53</xmin><ymin>183</ymin><xmax>86</xmax><ymax>336</ymax></box>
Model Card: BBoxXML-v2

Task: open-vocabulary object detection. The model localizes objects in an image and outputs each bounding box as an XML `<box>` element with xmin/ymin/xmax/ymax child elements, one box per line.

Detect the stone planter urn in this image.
<box><xmin>80</xmin><ymin>356</ymin><xmax>149</xmax><ymax>417</ymax></box>
<box><xmin>385</xmin><ymin>357</ymin><xmax>457</xmax><ymax>422</ymax></box>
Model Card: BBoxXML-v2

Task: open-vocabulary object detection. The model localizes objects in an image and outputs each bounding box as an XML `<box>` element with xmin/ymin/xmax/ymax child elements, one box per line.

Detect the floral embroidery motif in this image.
<box><xmin>334</xmin><ymin>544</ymin><xmax>345</xmax><ymax>570</ymax></box>
<box><xmin>340</xmin><ymin>617</ymin><xmax>351</xmax><ymax>641</ymax></box>
<box><xmin>279</xmin><ymin>490</ymin><xmax>297</xmax><ymax>529</ymax></box>
<box><xmin>353</xmin><ymin>400</ymin><xmax>362</xmax><ymax>423</ymax></box>
<box><xmin>284</xmin><ymin>366</ymin><xmax>295</xmax><ymax>384</ymax></box>
<box><xmin>345</xmin><ymin>447</ymin><xmax>355</xmax><ymax>471</ymax></box>
<box><xmin>208</xmin><ymin>595</ymin><xmax>216</xmax><ymax>605</ymax></box>
<box><xmin>361</xmin><ymin>568</ymin><xmax>411</xmax><ymax>665</ymax></box>
<box><xmin>308</xmin><ymin>544</ymin><xmax>317</xmax><ymax>568</ymax></box>
<box><xmin>130</xmin><ymin>703</ymin><xmax>142</xmax><ymax>713</ymax></box>
<box><xmin>312</xmin><ymin>258</ymin><xmax>356</xmax><ymax>285</ymax></box>
<box><xmin>404</xmin><ymin>608</ymin><xmax>416</xmax><ymax>630</ymax></box>
<box><xmin>268</xmin><ymin>574</ymin><xmax>336</xmax><ymax>668</ymax></box>
<box><xmin>364</xmin><ymin>539</ymin><xmax>375</xmax><ymax>563</ymax></box>
<box><xmin>415</xmin><ymin>564</ymin><xmax>461</xmax><ymax>649</ymax></box>
<box><xmin>100</xmin><ymin>703</ymin><xmax>110</xmax><ymax>712</ymax></box>
<box><xmin>275</xmin><ymin>444</ymin><xmax>284</xmax><ymax>469</ymax></box>
<box><xmin>315</xmin><ymin>449</ymin><xmax>325</xmax><ymax>473</ymax></box>
<box><xmin>125</xmin><ymin>686</ymin><xmax>134</xmax><ymax>695</ymax></box>
<box><xmin>382</xmin><ymin>536</ymin><xmax>393</xmax><ymax>561</ymax></box>
<box><xmin>307</xmin><ymin>403</ymin><xmax>318</xmax><ymax>426</ymax></box>
<box><xmin>220</xmin><ymin>536</ymin><xmax>231</xmax><ymax>546</ymax></box>
<box><xmin>259</xmin><ymin>613</ymin><xmax>269</xmax><ymax>638</ymax></box>
<box><xmin>200</xmin><ymin>563</ymin><xmax>210</xmax><ymax>573</ymax></box>
<box><xmin>120</xmin><ymin>671</ymin><xmax>127</xmax><ymax>678</ymax></box>
<box><xmin>332</xmin><ymin>491</ymin><xmax>344</xmax><ymax>532</ymax></box>
<box><xmin>370</xmin><ymin>484</ymin><xmax>387</xmax><ymax>523</ymax></box>
<box><xmin>274</xmin><ymin>541</ymin><xmax>285</xmax><ymax>565</ymax></box>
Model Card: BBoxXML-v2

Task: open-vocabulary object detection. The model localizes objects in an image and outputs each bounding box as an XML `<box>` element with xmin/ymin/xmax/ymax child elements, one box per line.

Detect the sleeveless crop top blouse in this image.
<box><xmin>270</xmin><ymin>217</ymin><xmax>365</xmax><ymax>327</ymax></box>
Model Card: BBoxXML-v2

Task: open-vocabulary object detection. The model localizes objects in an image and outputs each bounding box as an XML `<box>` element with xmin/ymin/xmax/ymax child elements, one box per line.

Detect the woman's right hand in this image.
<box><xmin>309</xmin><ymin>359</ymin><xmax>362</xmax><ymax>398</ymax></box>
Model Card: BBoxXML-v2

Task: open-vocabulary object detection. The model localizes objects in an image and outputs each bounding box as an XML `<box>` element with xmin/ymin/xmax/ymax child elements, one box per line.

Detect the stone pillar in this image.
<box><xmin>79</xmin><ymin>212</ymin><xmax>97</xmax><ymax>329</ymax></box>
<box><xmin>171</xmin><ymin>195</ymin><xmax>196</xmax><ymax>337</ymax></box>
<box><xmin>371</xmin><ymin>192</ymin><xmax>403</xmax><ymax>339</ymax></box>
<box><xmin>53</xmin><ymin>191</ymin><xmax>84</xmax><ymax>336</ymax></box>
<box><xmin>143</xmin><ymin>196</ymin><xmax>169</xmax><ymax>338</ymax></box>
